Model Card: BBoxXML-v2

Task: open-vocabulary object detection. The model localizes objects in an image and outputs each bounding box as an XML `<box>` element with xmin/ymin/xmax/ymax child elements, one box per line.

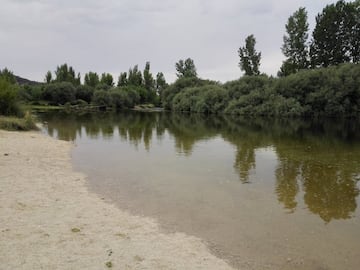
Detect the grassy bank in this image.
<box><xmin>0</xmin><ymin>113</ymin><xmax>38</xmax><ymax>131</ymax></box>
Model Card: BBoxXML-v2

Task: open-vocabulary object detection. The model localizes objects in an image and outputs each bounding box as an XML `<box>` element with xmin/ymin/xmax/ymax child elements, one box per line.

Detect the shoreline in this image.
<box><xmin>0</xmin><ymin>130</ymin><xmax>233</xmax><ymax>270</ymax></box>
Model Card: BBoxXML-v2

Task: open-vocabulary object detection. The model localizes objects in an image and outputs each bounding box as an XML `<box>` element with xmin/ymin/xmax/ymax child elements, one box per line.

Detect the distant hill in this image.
<box><xmin>15</xmin><ymin>75</ymin><xmax>41</xmax><ymax>86</ymax></box>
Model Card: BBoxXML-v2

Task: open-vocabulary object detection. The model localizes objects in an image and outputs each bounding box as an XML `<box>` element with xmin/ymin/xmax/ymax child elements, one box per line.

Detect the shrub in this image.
<box><xmin>18</xmin><ymin>84</ymin><xmax>44</xmax><ymax>102</ymax></box>
<box><xmin>162</xmin><ymin>77</ymin><xmax>218</xmax><ymax>110</ymax></box>
<box><xmin>92</xmin><ymin>90</ymin><xmax>112</xmax><ymax>107</ymax></box>
<box><xmin>0</xmin><ymin>77</ymin><xmax>23</xmax><ymax>116</ymax></box>
<box><xmin>171</xmin><ymin>85</ymin><xmax>228</xmax><ymax>114</ymax></box>
<box><xmin>42</xmin><ymin>82</ymin><xmax>76</xmax><ymax>105</ymax></box>
<box><xmin>224</xmin><ymin>75</ymin><xmax>273</xmax><ymax>99</ymax></box>
<box><xmin>75</xmin><ymin>85</ymin><xmax>94</xmax><ymax>103</ymax></box>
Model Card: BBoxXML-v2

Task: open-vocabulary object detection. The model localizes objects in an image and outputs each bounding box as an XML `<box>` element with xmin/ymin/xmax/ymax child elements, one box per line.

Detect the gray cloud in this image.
<box><xmin>0</xmin><ymin>0</ymin><xmax>338</xmax><ymax>83</ymax></box>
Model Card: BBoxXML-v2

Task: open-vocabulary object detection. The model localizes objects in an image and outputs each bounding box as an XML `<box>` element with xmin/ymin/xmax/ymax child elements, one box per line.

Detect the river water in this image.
<box><xmin>38</xmin><ymin>111</ymin><xmax>360</xmax><ymax>270</ymax></box>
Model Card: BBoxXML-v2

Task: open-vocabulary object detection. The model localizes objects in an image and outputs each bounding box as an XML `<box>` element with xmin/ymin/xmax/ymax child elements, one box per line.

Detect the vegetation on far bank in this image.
<box><xmin>0</xmin><ymin>73</ymin><xmax>37</xmax><ymax>131</ymax></box>
<box><xmin>1</xmin><ymin>0</ymin><xmax>359</xmax><ymax>118</ymax></box>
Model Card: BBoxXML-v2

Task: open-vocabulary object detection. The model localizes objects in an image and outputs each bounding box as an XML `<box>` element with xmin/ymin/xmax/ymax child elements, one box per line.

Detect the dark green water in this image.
<box><xmin>38</xmin><ymin>111</ymin><xmax>360</xmax><ymax>270</ymax></box>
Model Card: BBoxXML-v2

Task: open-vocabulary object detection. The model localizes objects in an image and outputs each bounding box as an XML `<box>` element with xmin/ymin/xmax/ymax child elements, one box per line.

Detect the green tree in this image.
<box><xmin>45</xmin><ymin>71</ymin><xmax>52</xmax><ymax>84</ymax></box>
<box><xmin>75</xmin><ymin>72</ymin><xmax>81</xmax><ymax>86</ymax></box>
<box><xmin>117</xmin><ymin>72</ymin><xmax>128</xmax><ymax>87</ymax></box>
<box><xmin>279</xmin><ymin>7</ymin><xmax>309</xmax><ymax>76</ymax></box>
<box><xmin>93</xmin><ymin>90</ymin><xmax>112</xmax><ymax>107</ymax></box>
<box><xmin>54</xmin><ymin>64</ymin><xmax>80</xmax><ymax>85</ymax></box>
<box><xmin>42</xmin><ymin>82</ymin><xmax>76</xmax><ymax>105</ymax></box>
<box><xmin>0</xmin><ymin>76</ymin><xmax>21</xmax><ymax>116</ymax></box>
<box><xmin>238</xmin><ymin>35</ymin><xmax>261</xmax><ymax>76</ymax></box>
<box><xmin>128</xmin><ymin>65</ymin><xmax>143</xmax><ymax>86</ymax></box>
<box><xmin>75</xmin><ymin>85</ymin><xmax>93</xmax><ymax>103</ymax></box>
<box><xmin>84</xmin><ymin>72</ymin><xmax>100</xmax><ymax>87</ymax></box>
<box><xmin>350</xmin><ymin>0</ymin><xmax>360</xmax><ymax>63</ymax></box>
<box><xmin>310</xmin><ymin>0</ymin><xmax>359</xmax><ymax>67</ymax></box>
<box><xmin>0</xmin><ymin>68</ymin><xmax>17</xmax><ymax>84</ymax></box>
<box><xmin>143</xmin><ymin>62</ymin><xmax>155</xmax><ymax>91</ymax></box>
<box><xmin>175</xmin><ymin>58</ymin><xmax>197</xmax><ymax>78</ymax></box>
<box><xmin>156</xmin><ymin>72</ymin><xmax>167</xmax><ymax>94</ymax></box>
<box><xmin>100</xmin><ymin>73</ymin><xmax>114</xmax><ymax>87</ymax></box>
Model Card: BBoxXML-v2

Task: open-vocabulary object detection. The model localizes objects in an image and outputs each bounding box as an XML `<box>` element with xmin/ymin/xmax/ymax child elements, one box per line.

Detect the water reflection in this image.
<box><xmin>38</xmin><ymin>111</ymin><xmax>360</xmax><ymax>223</ymax></box>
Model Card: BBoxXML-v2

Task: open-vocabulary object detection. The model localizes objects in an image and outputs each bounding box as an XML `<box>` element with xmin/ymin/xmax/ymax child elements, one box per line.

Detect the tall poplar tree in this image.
<box><xmin>143</xmin><ymin>62</ymin><xmax>155</xmax><ymax>91</ymax></box>
<box><xmin>279</xmin><ymin>7</ymin><xmax>309</xmax><ymax>76</ymax></box>
<box><xmin>84</xmin><ymin>72</ymin><xmax>100</xmax><ymax>87</ymax></box>
<box><xmin>238</xmin><ymin>35</ymin><xmax>261</xmax><ymax>76</ymax></box>
<box><xmin>117</xmin><ymin>72</ymin><xmax>127</xmax><ymax>87</ymax></box>
<box><xmin>45</xmin><ymin>71</ymin><xmax>52</xmax><ymax>83</ymax></box>
<box><xmin>100</xmin><ymin>73</ymin><xmax>114</xmax><ymax>87</ymax></box>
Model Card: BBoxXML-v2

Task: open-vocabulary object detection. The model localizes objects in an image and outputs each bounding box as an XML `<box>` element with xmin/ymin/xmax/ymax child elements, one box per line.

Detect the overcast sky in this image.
<box><xmin>1</xmin><ymin>0</ymin><xmax>339</xmax><ymax>83</ymax></box>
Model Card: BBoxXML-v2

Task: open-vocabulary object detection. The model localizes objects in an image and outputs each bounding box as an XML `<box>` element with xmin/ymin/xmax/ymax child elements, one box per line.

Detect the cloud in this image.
<box><xmin>0</xmin><ymin>0</ymin><xmax>337</xmax><ymax>82</ymax></box>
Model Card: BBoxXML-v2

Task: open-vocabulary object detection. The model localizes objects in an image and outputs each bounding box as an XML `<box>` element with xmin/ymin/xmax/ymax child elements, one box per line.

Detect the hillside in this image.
<box><xmin>15</xmin><ymin>75</ymin><xmax>41</xmax><ymax>85</ymax></box>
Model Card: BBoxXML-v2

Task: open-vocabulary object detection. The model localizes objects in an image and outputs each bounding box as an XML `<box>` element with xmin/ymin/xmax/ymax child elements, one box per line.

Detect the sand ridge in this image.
<box><xmin>0</xmin><ymin>130</ymin><xmax>234</xmax><ymax>270</ymax></box>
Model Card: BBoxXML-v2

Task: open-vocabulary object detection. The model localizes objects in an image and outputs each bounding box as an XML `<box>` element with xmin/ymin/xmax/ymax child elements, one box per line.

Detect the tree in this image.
<box><xmin>143</xmin><ymin>62</ymin><xmax>155</xmax><ymax>92</ymax></box>
<box><xmin>128</xmin><ymin>65</ymin><xmax>142</xmax><ymax>86</ymax></box>
<box><xmin>75</xmin><ymin>72</ymin><xmax>81</xmax><ymax>86</ymax></box>
<box><xmin>100</xmin><ymin>73</ymin><xmax>114</xmax><ymax>87</ymax></box>
<box><xmin>42</xmin><ymin>82</ymin><xmax>76</xmax><ymax>105</ymax></box>
<box><xmin>350</xmin><ymin>0</ymin><xmax>360</xmax><ymax>63</ymax></box>
<box><xmin>75</xmin><ymin>85</ymin><xmax>93</xmax><ymax>103</ymax></box>
<box><xmin>175</xmin><ymin>58</ymin><xmax>197</xmax><ymax>78</ymax></box>
<box><xmin>310</xmin><ymin>0</ymin><xmax>360</xmax><ymax>67</ymax></box>
<box><xmin>45</xmin><ymin>71</ymin><xmax>52</xmax><ymax>84</ymax></box>
<box><xmin>92</xmin><ymin>90</ymin><xmax>112</xmax><ymax>107</ymax></box>
<box><xmin>117</xmin><ymin>72</ymin><xmax>128</xmax><ymax>87</ymax></box>
<box><xmin>54</xmin><ymin>64</ymin><xmax>80</xmax><ymax>85</ymax></box>
<box><xmin>84</xmin><ymin>72</ymin><xmax>100</xmax><ymax>87</ymax></box>
<box><xmin>0</xmin><ymin>68</ymin><xmax>17</xmax><ymax>84</ymax></box>
<box><xmin>156</xmin><ymin>72</ymin><xmax>167</xmax><ymax>94</ymax></box>
<box><xmin>279</xmin><ymin>7</ymin><xmax>309</xmax><ymax>76</ymax></box>
<box><xmin>238</xmin><ymin>35</ymin><xmax>261</xmax><ymax>76</ymax></box>
<box><xmin>0</xmin><ymin>76</ymin><xmax>21</xmax><ymax>116</ymax></box>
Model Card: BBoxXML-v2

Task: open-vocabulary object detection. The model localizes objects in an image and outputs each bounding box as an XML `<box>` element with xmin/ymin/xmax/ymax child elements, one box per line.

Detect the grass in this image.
<box><xmin>133</xmin><ymin>104</ymin><xmax>163</xmax><ymax>112</ymax></box>
<box><xmin>29</xmin><ymin>105</ymin><xmax>62</xmax><ymax>111</ymax></box>
<box><xmin>0</xmin><ymin>112</ymin><xmax>38</xmax><ymax>131</ymax></box>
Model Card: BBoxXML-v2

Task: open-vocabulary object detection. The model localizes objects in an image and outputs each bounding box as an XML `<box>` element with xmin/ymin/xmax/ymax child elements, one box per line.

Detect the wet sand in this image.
<box><xmin>0</xmin><ymin>130</ymin><xmax>233</xmax><ymax>270</ymax></box>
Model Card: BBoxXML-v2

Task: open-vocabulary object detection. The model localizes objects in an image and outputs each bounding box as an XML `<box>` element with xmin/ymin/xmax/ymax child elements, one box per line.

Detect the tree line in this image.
<box><xmin>238</xmin><ymin>0</ymin><xmax>359</xmax><ymax>76</ymax></box>
<box><xmin>38</xmin><ymin>62</ymin><xmax>168</xmax><ymax>109</ymax></box>
<box><xmin>164</xmin><ymin>0</ymin><xmax>359</xmax><ymax>117</ymax></box>
<box><xmin>1</xmin><ymin>0</ymin><xmax>359</xmax><ymax>118</ymax></box>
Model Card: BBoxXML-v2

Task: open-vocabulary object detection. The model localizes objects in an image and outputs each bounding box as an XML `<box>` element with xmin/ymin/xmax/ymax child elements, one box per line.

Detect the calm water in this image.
<box><xmin>38</xmin><ymin>111</ymin><xmax>360</xmax><ymax>270</ymax></box>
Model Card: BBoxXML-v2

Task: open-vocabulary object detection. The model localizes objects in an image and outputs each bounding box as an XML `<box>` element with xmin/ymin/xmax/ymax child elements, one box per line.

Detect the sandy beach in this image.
<box><xmin>0</xmin><ymin>130</ymin><xmax>233</xmax><ymax>270</ymax></box>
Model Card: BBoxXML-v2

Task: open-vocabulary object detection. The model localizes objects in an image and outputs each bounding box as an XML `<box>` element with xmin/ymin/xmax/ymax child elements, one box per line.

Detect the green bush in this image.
<box><xmin>0</xmin><ymin>77</ymin><xmax>23</xmax><ymax>116</ymax></box>
<box><xmin>109</xmin><ymin>89</ymin><xmax>128</xmax><ymax>109</ymax></box>
<box><xmin>273</xmin><ymin>63</ymin><xmax>360</xmax><ymax>116</ymax></box>
<box><xmin>165</xmin><ymin>63</ymin><xmax>359</xmax><ymax>117</ymax></box>
<box><xmin>224</xmin><ymin>75</ymin><xmax>273</xmax><ymax>99</ymax></box>
<box><xmin>93</xmin><ymin>90</ymin><xmax>112</xmax><ymax>107</ymax></box>
<box><xmin>75</xmin><ymin>85</ymin><xmax>94</xmax><ymax>103</ymax></box>
<box><xmin>162</xmin><ymin>77</ymin><xmax>218</xmax><ymax>110</ymax></box>
<box><xmin>172</xmin><ymin>87</ymin><xmax>199</xmax><ymax>112</ymax></box>
<box><xmin>18</xmin><ymin>84</ymin><xmax>44</xmax><ymax>102</ymax></box>
<box><xmin>42</xmin><ymin>82</ymin><xmax>76</xmax><ymax>105</ymax></box>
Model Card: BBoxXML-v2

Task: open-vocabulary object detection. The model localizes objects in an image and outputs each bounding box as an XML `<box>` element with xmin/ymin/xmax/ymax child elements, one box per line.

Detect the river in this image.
<box><xmin>38</xmin><ymin>111</ymin><xmax>360</xmax><ymax>270</ymax></box>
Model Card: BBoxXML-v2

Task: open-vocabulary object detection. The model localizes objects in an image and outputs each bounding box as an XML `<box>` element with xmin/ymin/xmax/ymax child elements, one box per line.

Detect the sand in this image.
<box><xmin>0</xmin><ymin>130</ymin><xmax>234</xmax><ymax>270</ymax></box>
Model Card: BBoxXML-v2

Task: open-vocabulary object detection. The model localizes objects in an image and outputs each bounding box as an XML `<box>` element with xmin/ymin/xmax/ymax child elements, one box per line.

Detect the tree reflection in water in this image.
<box><xmin>39</xmin><ymin>111</ymin><xmax>360</xmax><ymax>223</ymax></box>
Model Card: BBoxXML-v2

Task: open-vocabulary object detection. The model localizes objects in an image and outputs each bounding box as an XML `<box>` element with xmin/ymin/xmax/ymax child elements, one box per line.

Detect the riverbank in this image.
<box><xmin>0</xmin><ymin>130</ymin><xmax>233</xmax><ymax>270</ymax></box>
